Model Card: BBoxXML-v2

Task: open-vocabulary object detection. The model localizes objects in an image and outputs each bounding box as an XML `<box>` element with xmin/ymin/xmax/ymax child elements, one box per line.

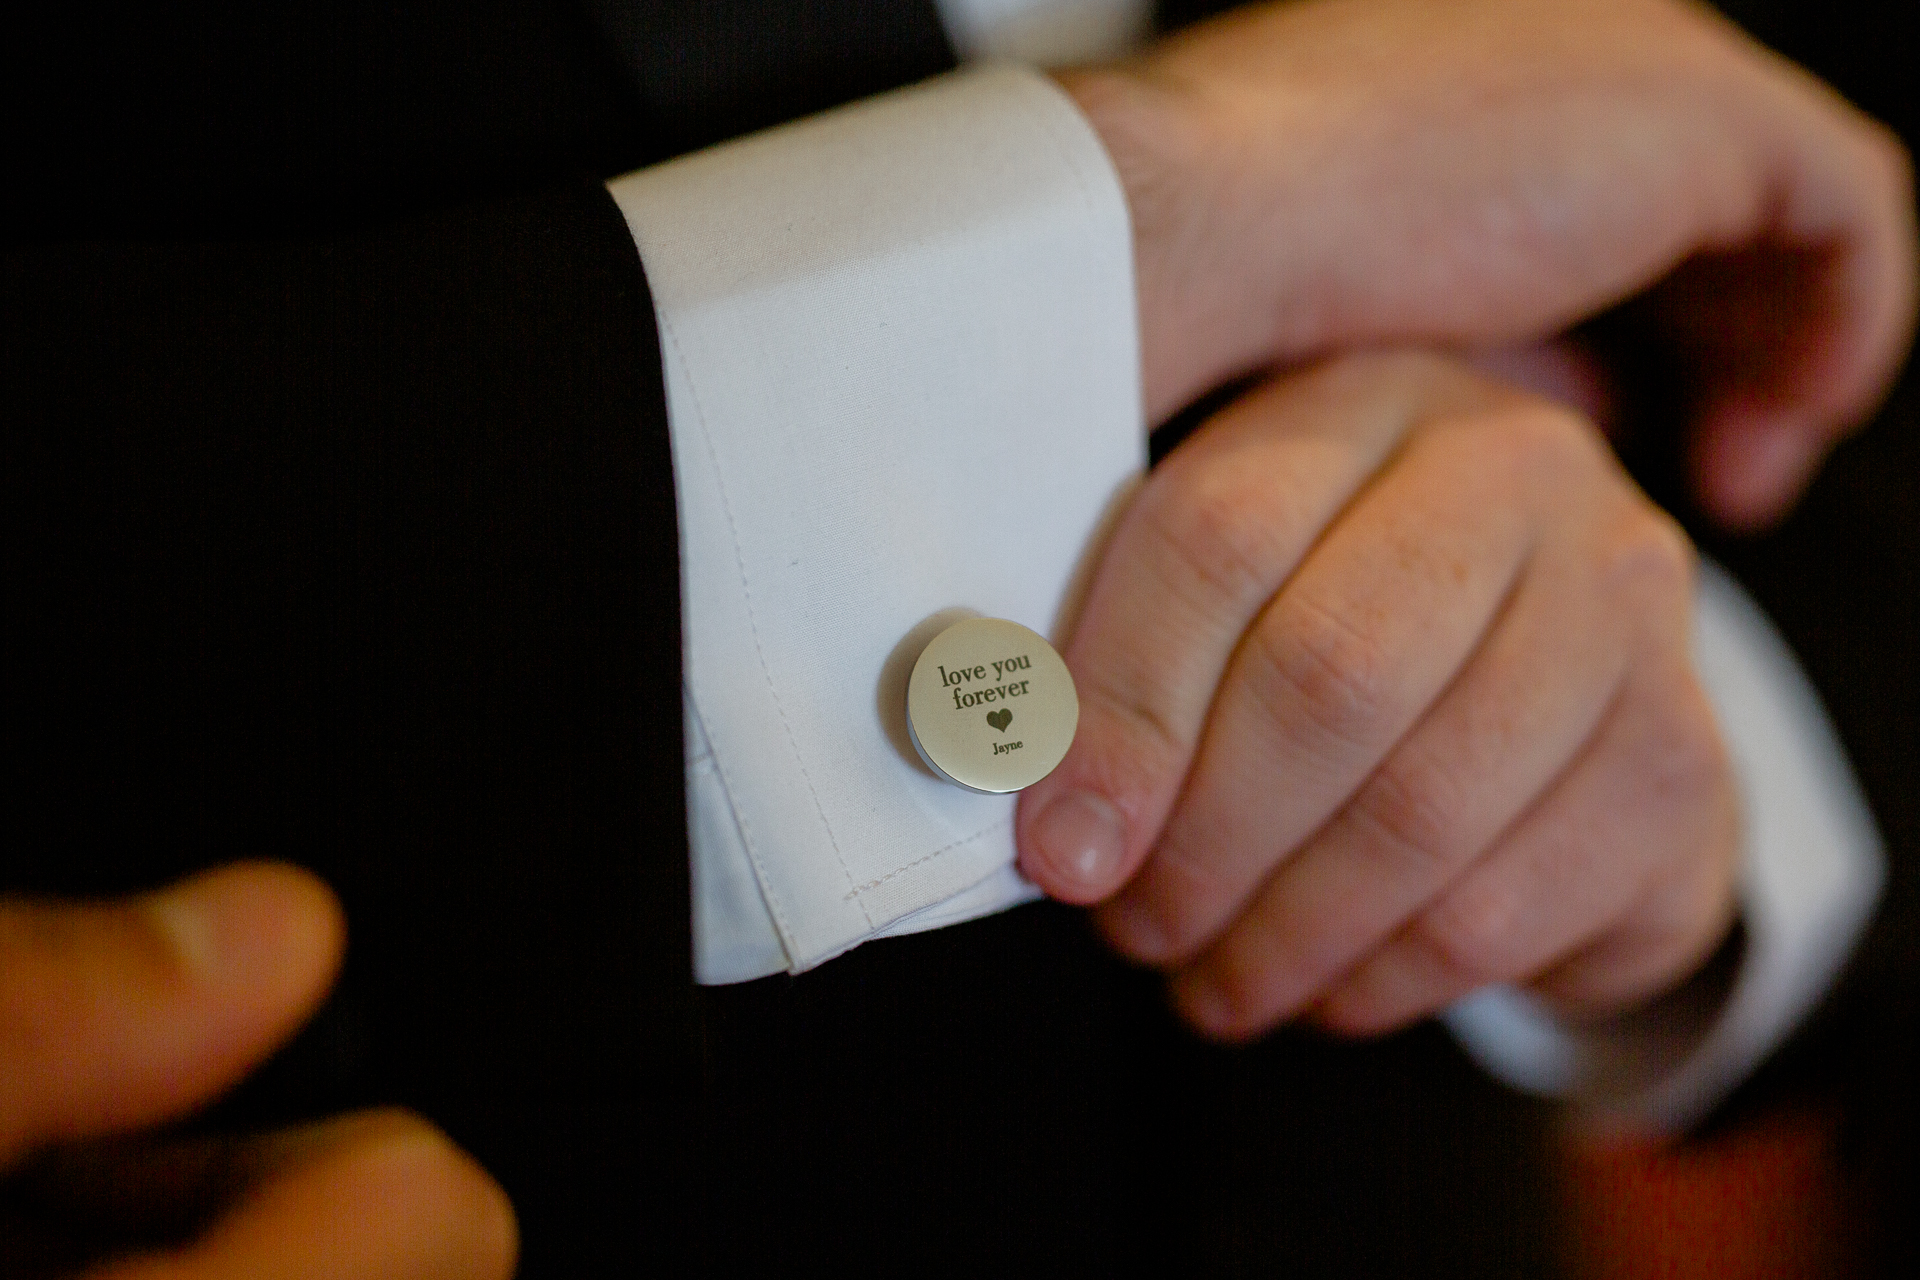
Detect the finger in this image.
<box><xmin>1528</xmin><ymin>829</ymin><xmax>1740</xmax><ymax>1018</ymax></box>
<box><xmin>1098</xmin><ymin>397</ymin><xmax>1599</xmax><ymax>964</ymax></box>
<box><xmin>1018</xmin><ymin>352</ymin><xmax>1503</xmax><ymax>903</ymax></box>
<box><xmin>1677</xmin><ymin>111</ymin><xmax>1917</xmax><ymax>528</ymax></box>
<box><xmin>1310</xmin><ymin>663</ymin><xmax>1737</xmax><ymax>1036</ymax></box>
<box><xmin>1467</xmin><ymin>338</ymin><xmax>1617</xmax><ymax>433</ymax></box>
<box><xmin>86</xmin><ymin>1110</ymin><xmax>517</xmax><ymax>1280</ymax></box>
<box><xmin>0</xmin><ymin>864</ymin><xmax>343</xmax><ymax>1167</ymax></box>
<box><xmin>1081</xmin><ymin>0</ymin><xmax>1916</xmax><ymax>491</ymax></box>
<box><xmin>1687</xmin><ymin>410</ymin><xmax>1828</xmax><ymax>532</ymax></box>
<box><xmin>1154</xmin><ymin>493</ymin><xmax>1664</xmax><ymax>1036</ymax></box>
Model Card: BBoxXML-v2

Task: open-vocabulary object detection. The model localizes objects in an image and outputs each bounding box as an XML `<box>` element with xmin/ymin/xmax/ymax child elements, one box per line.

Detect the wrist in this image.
<box><xmin>1056</xmin><ymin>63</ymin><xmax>1282</xmax><ymax>424</ymax></box>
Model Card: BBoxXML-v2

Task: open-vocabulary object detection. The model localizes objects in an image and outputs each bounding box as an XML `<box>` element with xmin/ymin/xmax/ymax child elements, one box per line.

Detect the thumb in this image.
<box><xmin>0</xmin><ymin>863</ymin><xmax>343</xmax><ymax>1167</ymax></box>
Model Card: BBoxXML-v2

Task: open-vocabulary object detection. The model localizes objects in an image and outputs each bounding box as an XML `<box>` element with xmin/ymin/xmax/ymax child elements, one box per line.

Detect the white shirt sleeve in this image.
<box><xmin>1445</xmin><ymin>559</ymin><xmax>1885</xmax><ymax>1135</ymax></box>
<box><xmin>607</xmin><ymin>65</ymin><xmax>1144</xmax><ymax>982</ymax></box>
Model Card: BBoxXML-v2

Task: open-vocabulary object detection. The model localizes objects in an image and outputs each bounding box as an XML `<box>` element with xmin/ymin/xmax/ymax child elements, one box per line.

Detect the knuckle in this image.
<box><xmin>1860</xmin><ymin>115</ymin><xmax>1914</xmax><ymax>201</ymax></box>
<box><xmin>1496</xmin><ymin>399</ymin><xmax>1594</xmax><ymax>459</ymax></box>
<box><xmin>1138</xmin><ymin>463</ymin><xmax>1292</xmax><ymax>617</ymax></box>
<box><xmin>1076</xmin><ymin>666</ymin><xmax>1191</xmax><ymax>781</ymax></box>
<box><xmin>1251</xmin><ymin>591</ymin><xmax>1395</xmax><ymax>752</ymax></box>
<box><xmin>1411</xmin><ymin>887</ymin><xmax>1523</xmax><ymax>989</ymax></box>
<box><xmin>1443</xmin><ymin>399</ymin><xmax>1600</xmax><ymax>486</ymax></box>
<box><xmin>1347</xmin><ymin>757</ymin><xmax>1467</xmax><ymax>882</ymax></box>
<box><xmin>1599</xmin><ymin>506</ymin><xmax>1697</xmax><ymax>610</ymax></box>
<box><xmin>1643</xmin><ymin>686</ymin><xmax>1732</xmax><ymax>807</ymax></box>
<box><xmin>1141</xmin><ymin>831</ymin><xmax>1247</xmax><ymax>960</ymax></box>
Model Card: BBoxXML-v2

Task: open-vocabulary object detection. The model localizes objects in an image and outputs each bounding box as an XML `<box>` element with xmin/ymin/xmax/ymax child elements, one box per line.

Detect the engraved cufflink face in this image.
<box><xmin>906</xmin><ymin>617</ymin><xmax>1078</xmax><ymax>794</ymax></box>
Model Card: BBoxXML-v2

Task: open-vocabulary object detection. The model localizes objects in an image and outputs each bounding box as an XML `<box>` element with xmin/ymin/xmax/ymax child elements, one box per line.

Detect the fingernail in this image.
<box><xmin>143</xmin><ymin>870</ymin><xmax>261</xmax><ymax>982</ymax></box>
<box><xmin>1032</xmin><ymin>791</ymin><xmax>1127</xmax><ymax>898</ymax></box>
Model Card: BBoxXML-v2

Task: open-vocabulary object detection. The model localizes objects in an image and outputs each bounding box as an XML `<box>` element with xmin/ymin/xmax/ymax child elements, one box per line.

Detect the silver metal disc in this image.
<box><xmin>906</xmin><ymin>617</ymin><xmax>1078</xmax><ymax>793</ymax></box>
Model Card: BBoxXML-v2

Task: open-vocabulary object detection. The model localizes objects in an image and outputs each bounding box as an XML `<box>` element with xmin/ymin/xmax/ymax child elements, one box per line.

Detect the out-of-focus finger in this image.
<box><xmin>1098</xmin><ymin>398</ymin><xmax>1597</xmax><ymax>964</ymax></box>
<box><xmin>1310</xmin><ymin>663</ymin><xmax>1738</xmax><ymax>1036</ymax></box>
<box><xmin>1528</xmin><ymin>832</ymin><xmax>1740</xmax><ymax>1018</ymax></box>
<box><xmin>1688</xmin><ymin>411</ymin><xmax>1828</xmax><ymax>532</ymax></box>
<box><xmin>0</xmin><ymin>864</ymin><xmax>343</xmax><ymax>1168</ymax></box>
<box><xmin>86</xmin><ymin>1109</ymin><xmax>518</xmax><ymax>1280</ymax></box>
<box><xmin>1017</xmin><ymin>353</ymin><xmax>1493</xmax><ymax>902</ymax></box>
<box><xmin>1675</xmin><ymin>112</ymin><xmax>1917</xmax><ymax>528</ymax></box>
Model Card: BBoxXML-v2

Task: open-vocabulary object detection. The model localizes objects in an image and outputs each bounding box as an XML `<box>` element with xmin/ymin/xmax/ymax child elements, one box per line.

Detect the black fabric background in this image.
<box><xmin>1</xmin><ymin>1</ymin><xmax>1912</xmax><ymax>1275</ymax></box>
<box><xmin>1</xmin><ymin>183</ymin><xmax>697</xmax><ymax>1270</ymax></box>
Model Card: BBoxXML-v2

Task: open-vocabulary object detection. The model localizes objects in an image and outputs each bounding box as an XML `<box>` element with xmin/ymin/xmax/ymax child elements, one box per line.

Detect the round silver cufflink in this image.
<box><xmin>905</xmin><ymin>616</ymin><xmax>1078</xmax><ymax>794</ymax></box>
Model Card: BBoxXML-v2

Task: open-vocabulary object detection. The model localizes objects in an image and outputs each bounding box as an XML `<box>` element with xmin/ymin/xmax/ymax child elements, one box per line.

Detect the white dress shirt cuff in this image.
<box><xmin>938</xmin><ymin>0</ymin><xmax>1151</xmax><ymax>65</ymax></box>
<box><xmin>609</xmin><ymin>65</ymin><xmax>1143</xmax><ymax>982</ymax></box>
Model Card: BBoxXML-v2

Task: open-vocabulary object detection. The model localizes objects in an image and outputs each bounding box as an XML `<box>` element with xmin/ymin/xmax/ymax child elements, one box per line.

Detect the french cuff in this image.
<box><xmin>607</xmin><ymin>65</ymin><xmax>1143</xmax><ymax>983</ymax></box>
<box><xmin>1444</xmin><ymin>559</ymin><xmax>1885</xmax><ymax>1136</ymax></box>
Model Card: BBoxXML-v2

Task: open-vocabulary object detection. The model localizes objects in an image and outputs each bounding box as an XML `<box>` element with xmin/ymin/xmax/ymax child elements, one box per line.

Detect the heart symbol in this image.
<box><xmin>986</xmin><ymin>709</ymin><xmax>1012</xmax><ymax>732</ymax></box>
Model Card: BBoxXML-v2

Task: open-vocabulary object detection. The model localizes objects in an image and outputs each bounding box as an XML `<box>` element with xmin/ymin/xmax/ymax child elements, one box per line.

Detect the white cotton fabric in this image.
<box><xmin>938</xmin><ymin>0</ymin><xmax>1152</xmax><ymax>65</ymax></box>
<box><xmin>607</xmin><ymin>66</ymin><xmax>1143</xmax><ymax>980</ymax></box>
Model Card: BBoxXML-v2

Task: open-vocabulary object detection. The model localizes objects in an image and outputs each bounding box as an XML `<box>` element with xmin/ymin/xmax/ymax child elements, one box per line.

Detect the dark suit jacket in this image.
<box><xmin>2</xmin><ymin>2</ymin><xmax>1911</xmax><ymax>1276</ymax></box>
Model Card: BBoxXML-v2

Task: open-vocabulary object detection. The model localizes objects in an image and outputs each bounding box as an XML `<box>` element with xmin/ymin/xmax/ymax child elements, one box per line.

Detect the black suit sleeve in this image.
<box><xmin>3</xmin><ymin>179</ymin><xmax>697</xmax><ymax>1276</ymax></box>
<box><xmin>4</xmin><ymin>2</ymin><xmax>958</xmax><ymax>1272</ymax></box>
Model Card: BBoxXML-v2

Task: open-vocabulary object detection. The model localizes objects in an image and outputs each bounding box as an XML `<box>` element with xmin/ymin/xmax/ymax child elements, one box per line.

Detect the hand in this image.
<box><xmin>0</xmin><ymin>864</ymin><xmax>515</xmax><ymax>1279</ymax></box>
<box><xmin>1016</xmin><ymin>351</ymin><xmax>1738</xmax><ymax>1039</ymax></box>
<box><xmin>1063</xmin><ymin>0</ymin><xmax>1916</xmax><ymax>528</ymax></box>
